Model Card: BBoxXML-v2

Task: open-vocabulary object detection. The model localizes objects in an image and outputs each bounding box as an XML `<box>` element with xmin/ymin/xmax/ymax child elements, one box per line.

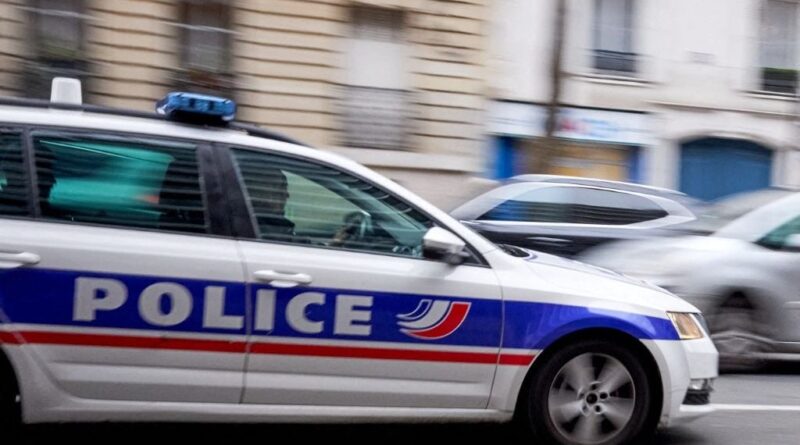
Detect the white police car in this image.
<box><xmin>0</xmin><ymin>79</ymin><xmax>716</xmax><ymax>444</ymax></box>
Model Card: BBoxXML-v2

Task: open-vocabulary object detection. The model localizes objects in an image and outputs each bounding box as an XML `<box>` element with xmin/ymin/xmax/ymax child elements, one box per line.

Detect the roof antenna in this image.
<box><xmin>50</xmin><ymin>77</ymin><xmax>82</xmax><ymax>105</ymax></box>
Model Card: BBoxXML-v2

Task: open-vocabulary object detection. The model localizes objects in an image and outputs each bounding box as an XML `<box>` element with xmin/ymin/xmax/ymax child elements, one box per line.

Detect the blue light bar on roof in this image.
<box><xmin>156</xmin><ymin>92</ymin><xmax>236</xmax><ymax>123</ymax></box>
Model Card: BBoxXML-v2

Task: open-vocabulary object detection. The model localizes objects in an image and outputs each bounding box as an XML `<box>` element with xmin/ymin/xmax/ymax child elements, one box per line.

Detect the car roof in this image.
<box><xmin>0</xmin><ymin>98</ymin><xmax>350</xmax><ymax>168</ymax></box>
<box><xmin>509</xmin><ymin>174</ymin><xmax>687</xmax><ymax>198</ymax></box>
<box><xmin>0</xmin><ymin>96</ymin><xmax>305</xmax><ymax>145</ymax></box>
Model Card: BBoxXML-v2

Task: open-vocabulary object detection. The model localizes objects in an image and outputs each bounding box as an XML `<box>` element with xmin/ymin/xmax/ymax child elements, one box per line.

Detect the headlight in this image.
<box><xmin>667</xmin><ymin>312</ymin><xmax>706</xmax><ymax>340</ymax></box>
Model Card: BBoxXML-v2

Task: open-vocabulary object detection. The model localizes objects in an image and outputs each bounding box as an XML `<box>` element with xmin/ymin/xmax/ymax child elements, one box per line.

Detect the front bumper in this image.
<box><xmin>682</xmin><ymin>379</ymin><xmax>713</xmax><ymax>406</ymax></box>
<box><xmin>644</xmin><ymin>335</ymin><xmax>718</xmax><ymax>428</ymax></box>
<box><xmin>672</xmin><ymin>403</ymin><xmax>715</xmax><ymax>426</ymax></box>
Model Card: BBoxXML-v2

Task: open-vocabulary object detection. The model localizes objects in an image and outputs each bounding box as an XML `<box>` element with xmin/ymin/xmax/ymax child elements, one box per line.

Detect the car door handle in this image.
<box><xmin>253</xmin><ymin>270</ymin><xmax>313</xmax><ymax>288</ymax></box>
<box><xmin>0</xmin><ymin>251</ymin><xmax>41</xmax><ymax>269</ymax></box>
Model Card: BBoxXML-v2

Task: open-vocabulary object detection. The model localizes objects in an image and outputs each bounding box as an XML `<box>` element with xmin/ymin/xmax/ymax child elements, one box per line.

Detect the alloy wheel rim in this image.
<box><xmin>547</xmin><ymin>353</ymin><xmax>636</xmax><ymax>444</ymax></box>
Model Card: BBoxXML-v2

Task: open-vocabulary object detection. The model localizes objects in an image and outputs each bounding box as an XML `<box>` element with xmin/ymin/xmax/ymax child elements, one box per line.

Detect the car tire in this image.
<box><xmin>0</xmin><ymin>355</ymin><xmax>20</xmax><ymax>433</ymax></box>
<box><xmin>0</xmin><ymin>377</ymin><xmax>20</xmax><ymax>431</ymax></box>
<box><xmin>709</xmin><ymin>295</ymin><xmax>769</xmax><ymax>373</ymax></box>
<box><xmin>520</xmin><ymin>339</ymin><xmax>657</xmax><ymax>445</ymax></box>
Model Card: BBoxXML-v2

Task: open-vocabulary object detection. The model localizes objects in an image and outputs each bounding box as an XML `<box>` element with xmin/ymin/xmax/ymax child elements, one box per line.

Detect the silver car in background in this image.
<box><xmin>674</xmin><ymin>188</ymin><xmax>796</xmax><ymax>236</ymax></box>
<box><xmin>581</xmin><ymin>192</ymin><xmax>800</xmax><ymax>371</ymax></box>
<box><xmin>450</xmin><ymin>175</ymin><xmax>700</xmax><ymax>258</ymax></box>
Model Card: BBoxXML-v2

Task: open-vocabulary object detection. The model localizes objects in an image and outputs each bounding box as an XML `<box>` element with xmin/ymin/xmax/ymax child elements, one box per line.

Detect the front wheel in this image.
<box><xmin>0</xmin><ymin>376</ymin><xmax>20</xmax><ymax>431</ymax></box>
<box><xmin>708</xmin><ymin>297</ymin><xmax>769</xmax><ymax>373</ymax></box>
<box><xmin>520</xmin><ymin>340</ymin><xmax>657</xmax><ymax>445</ymax></box>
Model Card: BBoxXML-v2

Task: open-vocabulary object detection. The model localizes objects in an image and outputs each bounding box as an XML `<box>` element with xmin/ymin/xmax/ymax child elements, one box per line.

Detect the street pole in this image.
<box><xmin>534</xmin><ymin>0</ymin><xmax>567</xmax><ymax>174</ymax></box>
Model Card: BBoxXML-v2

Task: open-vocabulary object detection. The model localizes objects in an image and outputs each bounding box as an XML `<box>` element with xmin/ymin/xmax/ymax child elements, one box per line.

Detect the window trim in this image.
<box><xmin>210</xmin><ymin>141</ymin><xmax>255</xmax><ymax>239</ymax></box>
<box><xmin>197</xmin><ymin>140</ymin><xmax>231</xmax><ymax>237</ymax></box>
<box><xmin>221</xmin><ymin>144</ymin><xmax>490</xmax><ymax>267</ymax></box>
<box><xmin>4</xmin><ymin>124</ymin><xmax>234</xmax><ymax>240</ymax></box>
<box><xmin>0</xmin><ymin>128</ymin><xmax>34</xmax><ymax>219</ymax></box>
<box><xmin>23</xmin><ymin>127</ymin><xmax>42</xmax><ymax>219</ymax></box>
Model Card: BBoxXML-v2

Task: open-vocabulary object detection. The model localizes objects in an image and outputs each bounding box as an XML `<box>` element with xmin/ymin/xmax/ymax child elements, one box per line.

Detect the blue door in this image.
<box><xmin>493</xmin><ymin>136</ymin><xmax>517</xmax><ymax>179</ymax></box>
<box><xmin>680</xmin><ymin>138</ymin><xmax>773</xmax><ymax>201</ymax></box>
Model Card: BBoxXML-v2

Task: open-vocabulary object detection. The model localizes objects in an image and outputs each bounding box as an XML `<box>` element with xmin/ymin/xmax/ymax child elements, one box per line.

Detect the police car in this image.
<box><xmin>0</xmin><ymin>78</ymin><xmax>716</xmax><ymax>444</ymax></box>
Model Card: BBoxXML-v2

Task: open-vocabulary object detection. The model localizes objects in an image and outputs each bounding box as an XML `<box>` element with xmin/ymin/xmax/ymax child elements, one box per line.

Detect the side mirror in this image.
<box><xmin>423</xmin><ymin>227</ymin><xmax>469</xmax><ymax>265</ymax></box>
<box><xmin>784</xmin><ymin>234</ymin><xmax>800</xmax><ymax>251</ymax></box>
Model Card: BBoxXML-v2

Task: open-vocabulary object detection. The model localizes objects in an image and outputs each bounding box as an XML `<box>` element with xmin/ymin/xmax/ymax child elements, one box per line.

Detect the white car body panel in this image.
<box><xmin>0</xmin><ymin>218</ymin><xmax>246</xmax><ymax>405</ymax></box>
<box><xmin>238</xmin><ymin>238</ymin><xmax>503</xmax><ymax>408</ymax></box>
<box><xmin>642</xmin><ymin>338</ymin><xmax>718</xmax><ymax>427</ymax></box>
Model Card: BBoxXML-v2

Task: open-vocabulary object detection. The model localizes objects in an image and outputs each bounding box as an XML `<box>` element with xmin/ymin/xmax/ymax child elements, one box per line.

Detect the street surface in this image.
<box><xmin>14</xmin><ymin>368</ymin><xmax>800</xmax><ymax>444</ymax></box>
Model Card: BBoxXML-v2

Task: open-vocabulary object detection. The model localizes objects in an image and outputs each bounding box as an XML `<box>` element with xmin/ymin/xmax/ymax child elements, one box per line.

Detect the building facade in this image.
<box><xmin>490</xmin><ymin>0</ymin><xmax>800</xmax><ymax>200</ymax></box>
<box><xmin>0</xmin><ymin>0</ymin><xmax>491</xmax><ymax>208</ymax></box>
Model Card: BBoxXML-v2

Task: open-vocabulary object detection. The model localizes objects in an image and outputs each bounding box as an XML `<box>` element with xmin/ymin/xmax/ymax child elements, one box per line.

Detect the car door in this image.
<box><xmin>0</xmin><ymin>129</ymin><xmax>246</xmax><ymax>403</ymax></box>
<box><xmin>749</xmin><ymin>214</ymin><xmax>800</xmax><ymax>343</ymax></box>
<box><xmin>225</xmin><ymin>146</ymin><xmax>504</xmax><ymax>409</ymax></box>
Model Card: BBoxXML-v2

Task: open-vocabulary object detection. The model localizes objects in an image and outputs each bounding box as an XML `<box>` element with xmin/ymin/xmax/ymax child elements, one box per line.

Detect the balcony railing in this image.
<box><xmin>593</xmin><ymin>49</ymin><xmax>637</xmax><ymax>75</ymax></box>
<box><xmin>170</xmin><ymin>69</ymin><xmax>236</xmax><ymax>98</ymax></box>
<box><xmin>340</xmin><ymin>85</ymin><xmax>411</xmax><ymax>150</ymax></box>
<box><xmin>761</xmin><ymin>67</ymin><xmax>797</xmax><ymax>94</ymax></box>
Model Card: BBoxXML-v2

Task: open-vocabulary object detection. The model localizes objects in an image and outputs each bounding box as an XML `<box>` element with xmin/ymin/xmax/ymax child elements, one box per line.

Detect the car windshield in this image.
<box><xmin>713</xmin><ymin>192</ymin><xmax>800</xmax><ymax>242</ymax></box>
<box><xmin>670</xmin><ymin>188</ymin><xmax>794</xmax><ymax>235</ymax></box>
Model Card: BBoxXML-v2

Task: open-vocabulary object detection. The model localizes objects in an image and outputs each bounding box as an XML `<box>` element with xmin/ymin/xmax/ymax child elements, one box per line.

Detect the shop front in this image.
<box><xmin>487</xmin><ymin>101</ymin><xmax>653</xmax><ymax>183</ymax></box>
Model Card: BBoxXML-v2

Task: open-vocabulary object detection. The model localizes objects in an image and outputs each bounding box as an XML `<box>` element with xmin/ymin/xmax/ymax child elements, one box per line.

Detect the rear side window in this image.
<box><xmin>0</xmin><ymin>132</ymin><xmax>29</xmax><ymax>217</ymax></box>
<box><xmin>33</xmin><ymin>134</ymin><xmax>208</xmax><ymax>234</ymax></box>
<box><xmin>478</xmin><ymin>186</ymin><xmax>668</xmax><ymax>225</ymax></box>
<box><xmin>478</xmin><ymin>187</ymin><xmax>572</xmax><ymax>223</ymax></box>
<box><xmin>569</xmin><ymin>188</ymin><xmax>669</xmax><ymax>225</ymax></box>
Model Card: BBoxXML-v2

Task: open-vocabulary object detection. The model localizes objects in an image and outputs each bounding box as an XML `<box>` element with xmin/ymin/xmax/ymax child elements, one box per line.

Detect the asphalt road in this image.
<box><xmin>12</xmin><ymin>368</ymin><xmax>800</xmax><ymax>445</ymax></box>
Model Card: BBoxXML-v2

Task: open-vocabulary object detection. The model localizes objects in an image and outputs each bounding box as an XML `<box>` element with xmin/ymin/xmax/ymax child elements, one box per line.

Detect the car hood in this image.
<box><xmin>580</xmin><ymin>235</ymin><xmax>753</xmax><ymax>270</ymax></box>
<box><xmin>520</xmin><ymin>250</ymin><xmax>701</xmax><ymax>313</ymax></box>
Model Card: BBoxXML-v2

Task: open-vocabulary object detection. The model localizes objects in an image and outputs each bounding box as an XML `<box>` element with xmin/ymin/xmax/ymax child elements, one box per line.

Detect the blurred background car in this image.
<box><xmin>670</xmin><ymin>187</ymin><xmax>797</xmax><ymax>235</ymax></box>
<box><xmin>580</xmin><ymin>191</ymin><xmax>800</xmax><ymax>371</ymax></box>
<box><xmin>449</xmin><ymin>175</ymin><xmax>701</xmax><ymax>257</ymax></box>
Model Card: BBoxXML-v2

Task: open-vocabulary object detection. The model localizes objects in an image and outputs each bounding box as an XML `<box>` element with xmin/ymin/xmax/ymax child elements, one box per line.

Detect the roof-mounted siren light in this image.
<box><xmin>50</xmin><ymin>77</ymin><xmax>83</xmax><ymax>105</ymax></box>
<box><xmin>156</xmin><ymin>92</ymin><xmax>236</xmax><ymax>125</ymax></box>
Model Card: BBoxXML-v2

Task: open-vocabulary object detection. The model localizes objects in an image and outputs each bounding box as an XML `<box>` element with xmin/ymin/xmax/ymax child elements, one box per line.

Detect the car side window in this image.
<box><xmin>32</xmin><ymin>133</ymin><xmax>209</xmax><ymax>234</ymax></box>
<box><xmin>0</xmin><ymin>131</ymin><xmax>29</xmax><ymax>217</ymax></box>
<box><xmin>568</xmin><ymin>188</ymin><xmax>669</xmax><ymax>225</ymax></box>
<box><xmin>478</xmin><ymin>186</ymin><xmax>668</xmax><ymax>225</ymax></box>
<box><xmin>759</xmin><ymin>215</ymin><xmax>800</xmax><ymax>249</ymax></box>
<box><xmin>478</xmin><ymin>186</ymin><xmax>573</xmax><ymax>223</ymax></box>
<box><xmin>231</xmin><ymin>148</ymin><xmax>434</xmax><ymax>258</ymax></box>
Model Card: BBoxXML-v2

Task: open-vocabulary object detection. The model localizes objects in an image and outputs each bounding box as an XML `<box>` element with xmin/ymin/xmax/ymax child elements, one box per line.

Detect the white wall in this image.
<box><xmin>559</xmin><ymin>0</ymin><xmax>783</xmax><ymax>111</ymax></box>
<box><xmin>488</xmin><ymin>0</ymin><xmax>555</xmax><ymax>101</ymax></box>
<box><xmin>490</xmin><ymin>0</ymin><xmax>800</xmax><ymax>188</ymax></box>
